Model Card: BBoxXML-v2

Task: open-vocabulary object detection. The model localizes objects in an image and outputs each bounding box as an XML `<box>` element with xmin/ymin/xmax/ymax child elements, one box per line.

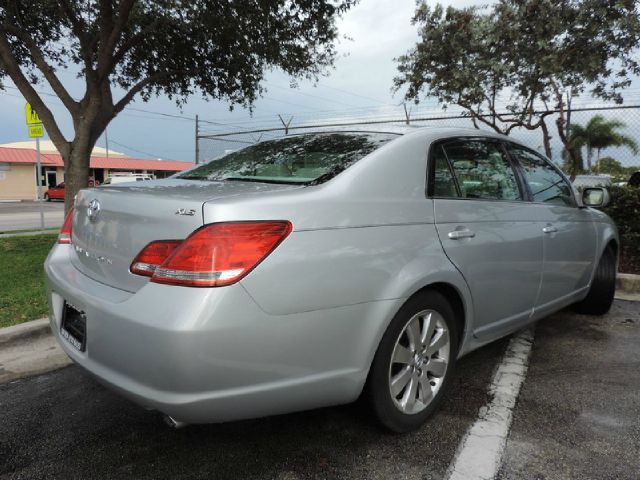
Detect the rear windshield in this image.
<box><xmin>178</xmin><ymin>133</ymin><xmax>398</xmax><ymax>185</ymax></box>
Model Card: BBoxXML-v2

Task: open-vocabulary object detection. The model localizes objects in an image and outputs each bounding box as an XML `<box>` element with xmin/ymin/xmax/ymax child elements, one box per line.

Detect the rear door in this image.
<box><xmin>506</xmin><ymin>144</ymin><xmax>597</xmax><ymax>312</ymax></box>
<box><xmin>430</xmin><ymin>138</ymin><xmax>543</xmax><ymax>339</ymax></box>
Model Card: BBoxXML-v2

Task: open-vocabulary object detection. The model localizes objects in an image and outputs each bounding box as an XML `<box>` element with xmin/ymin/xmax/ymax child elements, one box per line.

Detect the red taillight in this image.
<box><xmin>58</xmin><ymin>207</ymin><xmax>74</xmax><ymax>244</ymax></box>
<box><xmin>130</xmin><ymin>240</ymin><xmax>182</xmax><ymax>276</ymax></box>
<box><xmin>130</xmin><ymin>221</ymin><xmax>292</xmax><ymax>287</ymax></box>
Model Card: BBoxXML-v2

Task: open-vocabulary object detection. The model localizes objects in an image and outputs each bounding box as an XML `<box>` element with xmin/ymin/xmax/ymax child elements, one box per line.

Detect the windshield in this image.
<box><xmin>178</xmin><ymin>132</ymin><xmax>398</xmax><ymax>184</ymax></box>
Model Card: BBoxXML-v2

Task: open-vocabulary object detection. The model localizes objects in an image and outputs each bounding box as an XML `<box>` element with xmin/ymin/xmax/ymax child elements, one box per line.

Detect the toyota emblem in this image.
<box><xmin>87</xmin><ymin>199</ymin><xmax>101</xmax><ymax>222</ymax></box>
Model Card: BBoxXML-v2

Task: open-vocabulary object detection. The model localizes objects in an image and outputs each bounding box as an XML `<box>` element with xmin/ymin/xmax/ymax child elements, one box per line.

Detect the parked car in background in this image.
<box><xmin>44</xmin><ymin>179</ymin><xmax>96</xmax><ymax>201</ymax></box>
<box><xmin>572</xmin><ymin>174</ymin><xmax>612</xmax><ymax>189</ymax></box>
<box><xmin>44</xmin><ymin>182</ymin><xmax>65</xmax><ymax>201</ymax></box>
<box><xmin>103</xmin><ymin>173</ymin><xmax>154</xmax><ymax>184</ymax></box>
<box><xmin>45</xmin><ymin>128</ymin><xmax>618</xmax><ymax>432</ymax></box>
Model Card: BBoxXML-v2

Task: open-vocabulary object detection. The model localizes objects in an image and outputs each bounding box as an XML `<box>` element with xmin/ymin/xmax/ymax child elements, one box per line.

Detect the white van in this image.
<box><xmin>103</xmin><ymin>174</ymin><xmax>154</xmax><ymax>185</ymax></box>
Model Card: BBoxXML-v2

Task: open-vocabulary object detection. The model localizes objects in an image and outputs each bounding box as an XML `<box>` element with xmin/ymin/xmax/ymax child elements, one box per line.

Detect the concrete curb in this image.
<box><xmin>0</xmin><ymin>229</ymin><xmax>58</xmax><ymax>238</ymax></box>
<box><xmin>617</xmin><ymin>273</ymin><xmax>640</xmax><ymax>294</ymax></box>
<box><xmin>0</xmin><ymin>318</ymin><xmax>51</xmax><ymax>347</ymax></box>
<box><xmin>0</xmin><ymin>317</ymin><xmax>71</xmax><ymax>384</ymax></box>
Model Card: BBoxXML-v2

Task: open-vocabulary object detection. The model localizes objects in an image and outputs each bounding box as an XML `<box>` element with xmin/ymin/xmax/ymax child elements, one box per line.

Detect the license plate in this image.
<box><xmin>60</xmin><ymin>302</ymin><xmax>87</xmax><ymax>352</ymax></box>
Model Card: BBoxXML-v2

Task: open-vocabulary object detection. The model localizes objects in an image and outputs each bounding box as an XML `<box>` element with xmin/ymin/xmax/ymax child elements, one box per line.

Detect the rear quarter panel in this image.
<box><xmin>240</xmin><ymin>222</ymin><xmax>470</xmax><ymax>315</ymax></box>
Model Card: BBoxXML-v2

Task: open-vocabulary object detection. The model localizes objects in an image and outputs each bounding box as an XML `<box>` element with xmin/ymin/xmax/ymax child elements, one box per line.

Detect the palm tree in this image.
<box><xmin>568</xmin><ymin>115</ymin><xmax>639</xmax><ymax>171</ymax></box>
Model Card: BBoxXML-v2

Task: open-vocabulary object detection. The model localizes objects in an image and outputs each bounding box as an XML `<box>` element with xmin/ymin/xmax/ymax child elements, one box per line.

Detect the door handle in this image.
<box><xmin>448</xmin><ymin>229</ymin><xmax>476</xmax><ymax>240</ymax></box>
<box><xmin>542</xmin><ymin>226</ymin><xmax>558</xmax><ymax>234</ymax></box>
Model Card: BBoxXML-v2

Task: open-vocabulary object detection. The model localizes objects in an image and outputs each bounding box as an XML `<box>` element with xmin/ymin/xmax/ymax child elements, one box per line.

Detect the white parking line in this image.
<box><xmin>446</xmin><ymin>327</ymin><xmax>535</xmax><ymax>480</ymax></box>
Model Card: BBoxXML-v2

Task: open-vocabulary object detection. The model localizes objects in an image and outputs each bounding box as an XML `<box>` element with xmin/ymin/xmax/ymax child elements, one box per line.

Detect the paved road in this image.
<box><xmin>0</xmin><ymin>201</ymin><xmax>64</xmax><ymax>232</ymax></box>
<box><xmin>1</xmin><ymin>301</ymin><xmax>638</xmax><ymax>479</ymax></box>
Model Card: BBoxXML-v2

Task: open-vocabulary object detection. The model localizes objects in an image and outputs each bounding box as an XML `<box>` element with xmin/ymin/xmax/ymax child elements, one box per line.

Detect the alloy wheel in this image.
<box><xmin>388</xmin><ymin>309</ymin><xmax>451</xmax><ymax>415</ymax></box>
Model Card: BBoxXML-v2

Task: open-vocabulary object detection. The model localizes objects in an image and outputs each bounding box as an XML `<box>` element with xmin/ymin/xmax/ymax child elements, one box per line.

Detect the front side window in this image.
<box><xmin>178</xmin><ymin>133</ymin><xmax>398</xmax><ymax>185</ymax></box>
<box><xmin>437</xmin><ymin>140</ymin><xmax>522</xmax><ymax>200</ymax></box>
<box><xmin>508</xmin><ymin>145</ymin><xmax>575</xmax><ymax>207</ymax></box>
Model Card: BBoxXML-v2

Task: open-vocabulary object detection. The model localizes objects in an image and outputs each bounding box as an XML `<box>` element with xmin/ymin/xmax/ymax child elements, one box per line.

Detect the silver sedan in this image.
<box><xmin>45</xmin><ymin>128</ymin><xmax>617</xmax><ymax>432</ymax></box>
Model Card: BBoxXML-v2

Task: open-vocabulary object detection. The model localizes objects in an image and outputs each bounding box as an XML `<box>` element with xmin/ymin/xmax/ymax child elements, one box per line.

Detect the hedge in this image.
<box><xmin>602</xmin><ymin>186</ymin><xmax>640</xmax><ymax>274</ymax></box>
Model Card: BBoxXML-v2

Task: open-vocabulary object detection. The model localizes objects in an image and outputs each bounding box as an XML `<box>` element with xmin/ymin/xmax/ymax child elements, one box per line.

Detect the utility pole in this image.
<box><xmin>195</xmin><ymin>114</ymin><xmax>200</xmax><ymax>164</ymax></box>
<box><xmin>403</xmin><ymin>103</ymin><xmax>411</xmax><ymax>125</ymax></box>
<box><xmin>565</xmin><ymin>88</ymin><xmax>572</xmax><ymax>138</ymax></box>
<box><xmin>35</xmin><ymin>136</ymin><xmax>44</xmax><ymax>228</ymax></box>
<box><xmin>104</xmin><ymin>127</ymin><xmax>109</xmax><ymax>160</ymax></box>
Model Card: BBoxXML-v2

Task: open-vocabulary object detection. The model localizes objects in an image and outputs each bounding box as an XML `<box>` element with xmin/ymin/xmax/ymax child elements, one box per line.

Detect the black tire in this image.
<box><xmin>44</xmin><ymin>193</ymin><xmax>50</xmax><ymax>202</ymax></box>
<box><xmin>365</xmin><ymin>290</ymin><xmax>459</xmax><ymax>433</ymax></box>
<box><xmin>573</xmin><ymin>246</ymin><xmax>616</xmax><ymax>316</ymax></box>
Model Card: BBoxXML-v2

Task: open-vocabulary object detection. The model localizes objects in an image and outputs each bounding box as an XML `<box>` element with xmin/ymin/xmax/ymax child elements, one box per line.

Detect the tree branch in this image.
<box><xmin>1</xmin><ymin>24</ymin><xmax>79</xmax><ymax>114</ymax></box>
<box><xmin>113</xmin><ymin>71</ymin><xmax>171</xmax><ymax>113</ymax></box>
<box><xmin>458</xmin><ymin>101</ymin><xmax>506</xmax><ymax>134</ymax></box>
<box><xmin>103</xmin><ymin>19</ymin><xmax>160</xmax><ymax>80</ymax></box>
<box><xmin>57</xmin><ymin>0</ymin><xmax>98</xmax><ymax>82</ymax></box>
<box><xmin>0</xmin><ymin>30</ymin><xmax>70</xmax><ymax>156</ymax></box>
<box><xmin>96</xmin><ymin>0</ymin><xmax>137</xmax><ymax>80</ymax></box>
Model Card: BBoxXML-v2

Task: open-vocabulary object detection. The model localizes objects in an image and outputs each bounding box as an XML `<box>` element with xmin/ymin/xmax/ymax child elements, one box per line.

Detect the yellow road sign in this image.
<box><xmin>25</xmin><ymin>103</ymin><xmax>42</xmax><ymax>125</ymax></box>
<box><xmin>28</xmin><ymin>124</ymin><xmax>44</xmax><ymax>138</ymax></box>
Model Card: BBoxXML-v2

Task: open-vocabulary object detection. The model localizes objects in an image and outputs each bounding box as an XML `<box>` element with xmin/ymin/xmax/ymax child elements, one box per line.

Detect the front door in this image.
<box><xmin>45</xmin><ymin>170</ymin><xmax>57</xmax><ymax>188</ymax></box>
<box><xmin>506</xmin><ymin>144</ymin><xmax>597</xmax><ymax>312</ymax></box>
<box><xmin>430</xmin><ymin>139</ymin><xmax>543</xmax><ymax>339</ymax></box>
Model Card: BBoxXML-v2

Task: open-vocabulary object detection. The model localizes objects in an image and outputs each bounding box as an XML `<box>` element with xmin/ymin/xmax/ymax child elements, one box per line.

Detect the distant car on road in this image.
<box><xmin>572</xmin><ymin>174</ymin><xmax>612</xmax><ymax>189</ymax></box>
<box><xmin>44</xmin><ymin>180</ymin><xmax>96</xmax><ymax>201</ymax></box>
<box><xmin>44</xmin><ymin>182</ymin><xmax>65</xmax><ymax>201</ymax></box>
<box><xmin>45</xmin><ymin>128</ymin><xmax>618</xmax><ymax>432</ymax></box>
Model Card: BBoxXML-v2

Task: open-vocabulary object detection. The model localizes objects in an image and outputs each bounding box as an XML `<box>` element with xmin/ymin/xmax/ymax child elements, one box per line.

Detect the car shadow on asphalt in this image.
<box><xmin>0</xmin><ymin>338</ymin><xmax>508</xmax><ymax>480</ymax></box>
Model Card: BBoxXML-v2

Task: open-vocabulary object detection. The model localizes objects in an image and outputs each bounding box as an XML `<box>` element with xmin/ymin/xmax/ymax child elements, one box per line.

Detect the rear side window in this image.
<box><xmin>435</xmin><ymin>140</ymin><xmax>522</xmax><ymax>201</ymax></box>
<box><xmin>508</xmin><ymin>145</ymin><xmax>575</xmax><ymax>207</ymax></box>
<box><xmin>432</xmin><ymin>145</ymin><xmax>459</xmax><ymax>197</ymax></box>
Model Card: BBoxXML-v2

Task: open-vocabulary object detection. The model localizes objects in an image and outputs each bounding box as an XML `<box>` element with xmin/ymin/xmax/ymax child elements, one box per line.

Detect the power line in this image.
<box><xmin>316</xmin><ymin>83</ymin><xmax>395</xmax><ymax>106</ymax></box>
<box><xmin>265</xmin><ymin>82</ymin><xmax>361</xmax><ymax>108</ymax></box>
<box><xmin>108</xmin><ymin>139</ymin><xmax>188</xmax><ymax>161</ymax></box>
<box><xmin>1</xmin><ymin>85</ymin><xmax>199</xmax><ymax>123</ymax></box>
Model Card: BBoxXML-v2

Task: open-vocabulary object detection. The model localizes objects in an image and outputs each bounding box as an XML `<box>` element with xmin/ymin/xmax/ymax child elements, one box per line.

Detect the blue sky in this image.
<box><xmin>1</xmin><ymin>0</ymin><xmax>639</xmax><ymax>167</ymax></box>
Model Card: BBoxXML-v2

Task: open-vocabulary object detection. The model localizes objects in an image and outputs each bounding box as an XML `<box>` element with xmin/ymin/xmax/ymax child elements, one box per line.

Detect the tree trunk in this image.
<box><xmin>540</xmin><ymin>119</ymin><xmax>553</xmax><ymax>159</ymax></box>
<box><xmin>555</xmin><ymin>112</ymin><xmax>581</xmax><ymax>181</ymax></box>
<box><xmin>60</xmin><ymin>97</ymin><xmax>108</xmax><ymax>214</ymax></box>
<box><xmin>586</xmin><ymin>146</ymin><xmax>593</xmax><ymax>171</ymax></box>
<box><xmin>63</xmin><ymin>145</ymin><xmax>92</xmax><ymax>214</ymax></box>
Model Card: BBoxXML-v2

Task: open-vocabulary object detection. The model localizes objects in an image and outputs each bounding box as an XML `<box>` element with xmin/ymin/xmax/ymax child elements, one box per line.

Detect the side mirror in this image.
<box><xmin>582</xmin><ymin>187</ymin><xmax>610</xmax><ymax>208</ymax></box>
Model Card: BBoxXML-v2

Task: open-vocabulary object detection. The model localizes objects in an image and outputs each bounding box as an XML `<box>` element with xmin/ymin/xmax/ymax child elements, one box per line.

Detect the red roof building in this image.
<box><xmin>0</xmin><ymin>146</ymin><xmax>193</xmax><ymax>201</ymax></box>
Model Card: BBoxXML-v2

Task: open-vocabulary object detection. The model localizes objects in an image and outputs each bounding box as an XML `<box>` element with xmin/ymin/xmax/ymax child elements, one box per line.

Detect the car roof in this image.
<box><xmin>292</xmin><ymin>125</ymin><xmax>509</xmax><ymax>140</ymax></box>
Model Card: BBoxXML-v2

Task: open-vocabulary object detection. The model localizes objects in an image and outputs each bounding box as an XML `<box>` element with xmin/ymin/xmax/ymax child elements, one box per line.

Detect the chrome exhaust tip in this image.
<box><xmin>162</xmin><ymin>414</ymin><xmax>188</xmax><ymax>429</ymax></box>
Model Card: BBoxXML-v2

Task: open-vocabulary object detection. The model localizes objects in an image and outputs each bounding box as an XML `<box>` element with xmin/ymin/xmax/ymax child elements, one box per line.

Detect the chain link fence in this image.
<box><xmin>197</xmin><ymin>105</ymin><xmax>640</xmax><ymax>182</ymax></box>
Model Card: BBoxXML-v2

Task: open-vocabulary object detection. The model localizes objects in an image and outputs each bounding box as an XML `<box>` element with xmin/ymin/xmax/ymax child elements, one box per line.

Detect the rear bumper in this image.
<box><xmin>45</xmin><ymin>245</ymin><xmax>399</xmax><ymax>423</ymax></box>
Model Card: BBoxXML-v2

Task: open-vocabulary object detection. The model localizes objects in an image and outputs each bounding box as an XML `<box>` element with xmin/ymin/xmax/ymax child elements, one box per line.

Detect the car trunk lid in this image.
<box><xmin>71</xmin><ymin>179</ymin><xmax>298</xmax><ymax>292</ymax></box>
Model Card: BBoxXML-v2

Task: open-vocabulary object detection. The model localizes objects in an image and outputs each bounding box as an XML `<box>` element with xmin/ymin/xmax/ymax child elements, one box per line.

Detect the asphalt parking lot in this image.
<box><xmin>0</xmin><ymin>201</ymin><xmax>64</xmax><ymax>232</ymax></box>
<box><xmin>1</xmin><ymin>300</ymin><xmax>638</xmax><ymax>480</ymax></box>
<box><xmin>498</xmin><ymin>299</ymin><xmax>640</xmax><ymax>480</ymax></box>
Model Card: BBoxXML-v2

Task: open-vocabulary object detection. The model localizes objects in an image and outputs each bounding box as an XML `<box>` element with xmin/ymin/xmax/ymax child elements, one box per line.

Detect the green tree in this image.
<box><xmin>568</xmin><ymin>115</ymin><xmax>638</xmax><ymax>171</ymax></box>
<box><xmin>596</xmin><ymin>157</ymin><xmax>625</xmax><ymax>175</ymax></box>
<box><xmin>0</xmin><ymin>1</ymin><xmax>355</xmax><ymax>210</ymax></box>
<box><xmin>394</xmin><ymin>0</ymin><xmax>640</xmax><ymax>171</ymax></box>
